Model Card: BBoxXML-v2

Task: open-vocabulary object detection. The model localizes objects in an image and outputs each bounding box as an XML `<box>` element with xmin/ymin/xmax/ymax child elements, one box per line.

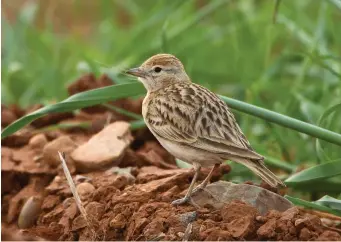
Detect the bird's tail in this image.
<box><xmin>233</xmin><ymin>158</ymin><xmax>286</xmax><ymax>188</ymax></box>
<box><xmin>251</xmin><ymin>160</ymin><xmax>285</xmax><ymax>187</ymax></box>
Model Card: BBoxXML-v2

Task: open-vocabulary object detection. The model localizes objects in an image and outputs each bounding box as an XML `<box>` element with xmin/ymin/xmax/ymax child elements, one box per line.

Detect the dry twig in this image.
<box><xmin>58</xmin><ymin>151</ymin><xmax>97</xmax><ymax>239</ymax></box>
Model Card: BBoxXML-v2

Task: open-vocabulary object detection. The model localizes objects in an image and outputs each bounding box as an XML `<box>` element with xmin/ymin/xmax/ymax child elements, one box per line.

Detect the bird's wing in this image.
<box><xmin>145</xmin><ymin>83</ymin><xmax>263</xmax><ymax>161</ymax></box>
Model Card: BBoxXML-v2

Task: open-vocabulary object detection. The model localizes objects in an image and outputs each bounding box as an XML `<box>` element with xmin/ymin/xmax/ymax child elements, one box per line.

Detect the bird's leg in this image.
<box><xmin>192</xmin><ymin>163</ymin><xmax>220</xmax><ymax>193</ymax></box>
<box><xmin>171</xmin><ymin>163</ymin><xmax>201</xmax><ymax>205</ymax></box>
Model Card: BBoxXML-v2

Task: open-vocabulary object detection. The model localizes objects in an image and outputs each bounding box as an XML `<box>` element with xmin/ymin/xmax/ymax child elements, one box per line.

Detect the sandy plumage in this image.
<box><xmin>126</xmin><ymin>54</ymin><xmax>284</xmax><ymax>205</ymax></box>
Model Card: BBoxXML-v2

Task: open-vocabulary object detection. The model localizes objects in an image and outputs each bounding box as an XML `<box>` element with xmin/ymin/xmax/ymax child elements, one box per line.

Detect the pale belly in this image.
<box><xmin>155</xmin><ymin>135</ymin><xmax>221</xmax><ymax>167</ymax></box>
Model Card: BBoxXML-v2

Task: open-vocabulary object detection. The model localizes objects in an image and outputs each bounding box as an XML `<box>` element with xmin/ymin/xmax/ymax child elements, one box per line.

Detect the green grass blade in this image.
<box><xmin>315</xmin><ymin>103</ymin><xmax>341</xmax><ymax>161</ymax></box>
<box><xmin>285</xmin><ymin>159</ymin><xmax>341</xmax><ymax>184</ymax></box>
<box><xmin>219</xmin><ymin>96</ymin><xmax>341</xmax><ymax>146</ymax></box>
<box><xmin>315</xmin><ymin>195</ymin><xmax>341</xmax><ymax>211</ymax></box>
<box><xmin>130</xmin><ymin>119</ymin><xmax>146</xmax><ymax>131</ymax></box>
<box><xmin>285</xmin><ymin>195</ymin><xmax>341</xmax><ymax>216</ymax></box>
<box><xmin>1</xmin><ymin>83</ymin><xmax>145</xmax><ymax>138</ymax></box>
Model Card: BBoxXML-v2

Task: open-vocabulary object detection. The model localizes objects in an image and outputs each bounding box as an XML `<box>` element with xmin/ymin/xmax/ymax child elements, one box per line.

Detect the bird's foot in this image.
<box><xmin>171</xmin><ymin>196</ymin><xmax>190</xmax><ymax>206</ymax></box>
<box><xmin>192</xmin><ymin>184</ymin><xmax>206</xmax><ymax>194</ymax></box>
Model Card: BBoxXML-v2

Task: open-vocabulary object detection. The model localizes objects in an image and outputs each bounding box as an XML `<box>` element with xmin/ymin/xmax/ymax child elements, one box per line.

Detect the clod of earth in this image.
<box><xmin>76</xmin><ymin>182</ymin><xmax>95</xmax><ymax>200</ymax></box>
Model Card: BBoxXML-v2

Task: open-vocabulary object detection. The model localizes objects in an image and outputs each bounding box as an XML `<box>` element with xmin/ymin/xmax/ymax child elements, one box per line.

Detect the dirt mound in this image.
<box><xmin>2</xmin><ymin>74</ymin><xmax>340</xmax><ymax>241</ymax></box>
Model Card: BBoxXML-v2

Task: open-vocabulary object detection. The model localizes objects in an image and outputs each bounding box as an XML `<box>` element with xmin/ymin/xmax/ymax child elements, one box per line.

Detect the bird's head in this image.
<box><xmin>125</xmin><ymin>54</ymin><xmax>190</xmax><ymax>92</ymax></box>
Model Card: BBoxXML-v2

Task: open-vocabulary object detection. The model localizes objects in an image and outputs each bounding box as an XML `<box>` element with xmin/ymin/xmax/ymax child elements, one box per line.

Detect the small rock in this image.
<box><xmin>29</xmin><ymin>134</ymin><xmax>48</xmax><ymax>150</ymax></box>
<box><xmin>257</xmin><ymin>218</ymin><xmax>277</xmax><ymax>239</ymax></box>
<box><xmin>321</xmin><ymin>218</ymin><xmax>339</xmax><ymax>227</ymax></box>
<box><xmin>317</xmin><ymin>230</ymin><xmax>341</xmax><ymax>241</ymax></box>
<box><xmin>112</xmin><ymin>175</ymin><xmax>132</xmax><ymax>189</ymax></box>
<box><xmin>299</xmin><ymin>227</ymin><xmax>316</xmax><ymax>240</ymax></box>
<box><xmin>71</xmin><ymin>122</ymin><xmax>133</xmax><ymax>172</ymax></box>
<box><xmin>18</xmin><ymin>196</ymin><xmax>42</xmax><ymax>229</ymax></box>
<box><xmin>85</xmin><ymin>202</ymin><xmax>105</xmax><ymax>220</ymax></box>
<box><xmin>72</xmin><ymin>215</ymin><xmax>87</xmax><ymax>231</ymax></box>
<box><xmin>110</xmin><ymin>214</ymin><xmax>127</xmax><ymax>229</ymax></box>
<box><xmin>294</xmin><ymin>213</ymin><xmax>322</xmax><ymax>232</ymax></box>
<box><xmin>280</xmin><ymin>206</ymin><xmax>300</xmax><ymax>221</ymax></box>
<box><xmin>190</xmin><ymin>181</ymin><xmax>293</xmax><ymax>215</ymax></box>
<box><xmin>43</xmin><ymin>136</ymin><xmax>77</xmax><ymax>167</ymax></box>
<box><xmin>76</xmin><ymin>182</ymin><xmax>95</xmax><ymax>200</ymax></box>
<box><xmin>63</xmin><ymin>197</ymin><xmax>75</xmax><ymax>208</ymax></box>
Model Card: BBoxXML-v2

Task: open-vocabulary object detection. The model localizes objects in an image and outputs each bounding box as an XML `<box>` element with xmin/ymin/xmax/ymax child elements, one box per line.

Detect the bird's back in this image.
<box><xmin>143</xmin><ymin>82</ymin><xmax>264</xmax><ymax>161</ymax></box>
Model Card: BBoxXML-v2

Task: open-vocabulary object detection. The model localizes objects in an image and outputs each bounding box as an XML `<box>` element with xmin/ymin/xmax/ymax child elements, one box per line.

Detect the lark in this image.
<box><xmin>126</xmin><ymin>54</ymin><xmax>285</xmax><ymax>205</ymax></box>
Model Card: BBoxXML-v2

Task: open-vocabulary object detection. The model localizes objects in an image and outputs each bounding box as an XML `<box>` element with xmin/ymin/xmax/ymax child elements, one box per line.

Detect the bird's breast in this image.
<box><xmin>142</xmin><ymin>92</ymin><xmax>152</xmax><ymax>118</ymax></box>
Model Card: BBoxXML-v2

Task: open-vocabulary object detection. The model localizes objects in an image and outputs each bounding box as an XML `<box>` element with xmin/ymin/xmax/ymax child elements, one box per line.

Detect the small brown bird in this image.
<box><xmin>126</xmin><ymin>54</ymin><xmax>284</xmax><ymax>205</ymax></box>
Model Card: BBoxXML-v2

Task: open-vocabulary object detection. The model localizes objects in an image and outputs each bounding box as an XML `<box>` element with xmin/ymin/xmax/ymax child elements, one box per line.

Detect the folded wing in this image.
<box><xmin>145</xmin><ymin>83</ymin><xmax>264</xmax><ymax>161</ymax></box>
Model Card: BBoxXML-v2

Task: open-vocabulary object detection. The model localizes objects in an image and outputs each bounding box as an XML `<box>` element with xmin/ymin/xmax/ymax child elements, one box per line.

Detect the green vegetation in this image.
<box><xmin>2</xmin><ymin>0</ymin><xmax>341</xmax><ymax>214</ymax></box>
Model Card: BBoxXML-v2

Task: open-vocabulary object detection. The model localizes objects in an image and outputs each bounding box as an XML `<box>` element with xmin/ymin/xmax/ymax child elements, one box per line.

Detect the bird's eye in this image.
<box><xmin>154</xmin><ymin>67</ymin><xmax>162</xmax><ymax>73</ymax></box>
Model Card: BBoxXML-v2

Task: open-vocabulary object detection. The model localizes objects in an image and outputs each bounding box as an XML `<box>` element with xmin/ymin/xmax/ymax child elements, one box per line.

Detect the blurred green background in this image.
<box><xmin>2</xmin><ymin>0</ymin><xmax>341</xmax><ymax>199</ymax></box>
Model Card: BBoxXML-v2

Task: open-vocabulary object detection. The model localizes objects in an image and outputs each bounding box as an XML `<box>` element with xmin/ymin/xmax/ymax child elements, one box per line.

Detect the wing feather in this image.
<box><xmin>145</xmin><ymin>83</ymin><xmax>263</xmax><ymax>161</ymax></box>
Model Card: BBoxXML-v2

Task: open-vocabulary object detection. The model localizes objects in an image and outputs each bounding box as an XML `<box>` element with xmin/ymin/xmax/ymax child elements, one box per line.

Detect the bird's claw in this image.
<box><xmin>171</xmin><ymin>197</ymin><xmax>190</xmax><ymax>206</ymax></box>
